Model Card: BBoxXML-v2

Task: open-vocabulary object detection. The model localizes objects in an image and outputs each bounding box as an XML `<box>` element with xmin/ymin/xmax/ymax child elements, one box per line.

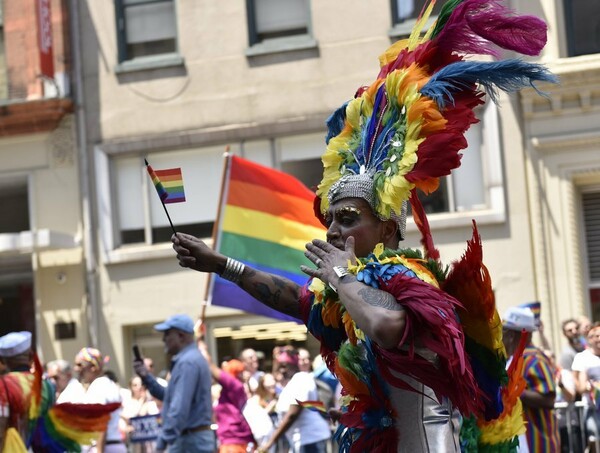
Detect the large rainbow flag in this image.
<box><xmin>210</xmin><ymin>155</ymin><xmax>326</xmax><ymax>322</ymax></box>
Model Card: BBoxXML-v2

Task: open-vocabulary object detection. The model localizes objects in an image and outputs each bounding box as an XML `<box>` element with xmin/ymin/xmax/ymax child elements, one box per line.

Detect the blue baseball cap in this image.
<box><xmin>154</xmin><ymin>314</ymin><xmax>194</xmax><ymax>334</ymax></box>
<box><xmin>0</xmin><ymin>331</ymin><xmax>32</xmax><ymax>357</ymax></box>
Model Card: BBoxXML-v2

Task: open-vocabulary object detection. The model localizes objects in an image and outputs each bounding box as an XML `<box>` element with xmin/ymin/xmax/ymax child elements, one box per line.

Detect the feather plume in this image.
<box><xmin>443</xmin><ymin>222</ymin><xmax>508</xmax><ymax>421</ymax></box>
<box><xmin>376</xmin><ymin>272</ymin><xmax>483</xmax><ymax>416</ymax></box>
<box><xmin>468</xmin><ymin>10</ymin><xmax>548</xmax><ymax>56</ymax></box>
<box><xmin>407</xmin><ymin>0</ymin><xmax>438</xmax><ymax>50</ymax></box>
<box><xmin>431</xmin><ymin>0</ymin><xmax>547</xmax><ymax>56</ymax></box>
<box><xmin>409</xmin><ymin>189</ymin><xmax>440</xmax><ymax>260</ymax></box>
<box><xmin>430</xmin><ymin>0</ymin><xmax>466</xmax><ymax>37</ymax></box>
<box><xmin>337</xmin><ymin>342</ymin><xmax>369</xmax><ymax>384</ymax></box>
<box><xmin>421</xmin><ymin>59</ymin><xmax>559</xmax><ymax>108</ymax></box>
<box><xmin>476</xmin><ymin>329</ymin><xmax>528</xmax><ymax>448</ymax></box>
<box><xmin>326</xmin><ymin>102</ymin><xmax>349</xmax><ymax>145</ymax></box>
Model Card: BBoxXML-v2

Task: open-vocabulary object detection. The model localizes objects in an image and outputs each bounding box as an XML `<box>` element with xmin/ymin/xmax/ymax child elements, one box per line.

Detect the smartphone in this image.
<box><xmin>133</xmin><ymin>344</ymin><xmax>142</xmax><ymax>361</ymax></box>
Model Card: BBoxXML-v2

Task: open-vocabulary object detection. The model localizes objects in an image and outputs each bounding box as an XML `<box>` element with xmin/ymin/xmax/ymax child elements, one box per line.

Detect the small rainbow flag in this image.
<box><xmin>297</xmin><ymin>400</ymin><xmax>328</xmax><ymax>415</ymax></box>
<box><xmin>210</xmin><ymin>155</ymin><xmax>326</xmax><ymax>322</ymax></box>
<box><xmin>146</xmin><ymin>164</ymin><xmax>186</xmax><ymax>204</ymax></box>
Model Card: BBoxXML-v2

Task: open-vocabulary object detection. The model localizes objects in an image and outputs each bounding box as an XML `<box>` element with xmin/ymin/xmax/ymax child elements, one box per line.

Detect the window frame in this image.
<box><xmin>562</xmin><ymin>0</ymin><xmax>600</xmax><ymax>58</ymax></box>
<box><xmin>389</xmin><ymin>0</ymin><xmax>440</xmax><ymax>39</ymax></box>
<box><xmin>580</xmin><ymin>187</ymin><xmax>600</xmax><ymax>320</ymax></box>
<box><xmin>244</xmin><ymin>0</ymin><xmax>317</xmax><ymax>57</ymax></box>
<box><xmin>114</xmin><ymin>0</ymin><xmax>181</xmax><ymax>68</ymax></box>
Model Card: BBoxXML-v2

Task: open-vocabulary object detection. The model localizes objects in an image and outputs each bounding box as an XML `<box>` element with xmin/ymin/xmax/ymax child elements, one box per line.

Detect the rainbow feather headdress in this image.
<box><xmin>316</xmin><ymin>0</ymin><xmax>557</xmax><ymax>233</ymax></box>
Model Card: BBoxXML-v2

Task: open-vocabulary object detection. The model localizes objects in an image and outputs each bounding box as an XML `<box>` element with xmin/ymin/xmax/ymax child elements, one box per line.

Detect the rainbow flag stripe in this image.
<box><xmin>297</xmin><ymin>400</ymin><xmax>328</xmax><ymax>414</ymax></box>
<box><xmin>154</xmin><ymin>168</ymin><xmax>186</xmax><ymax>204</ymax></box>
<box><xmin>146</xmin><ymin>164</ymin><xmax>168</xmax><ymax>202</ymax></box>
<box><xmin>212</xmin><ymin>155</ymin><xmax>326</xmax><ymax>321</ymax></box>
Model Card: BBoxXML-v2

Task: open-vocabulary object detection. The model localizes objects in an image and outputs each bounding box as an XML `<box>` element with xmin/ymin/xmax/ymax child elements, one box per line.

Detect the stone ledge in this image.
<box><xmin>0</xmin><ymin>98</ymin><xmax>73</xmax><ymax>137</ymax></box>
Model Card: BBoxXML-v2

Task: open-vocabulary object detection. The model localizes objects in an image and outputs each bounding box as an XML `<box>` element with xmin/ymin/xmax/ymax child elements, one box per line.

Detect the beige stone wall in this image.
<box><xmin>0</xmin><ymin>116</ymin><xmax>84</xmax><ymax>362</ymax></box>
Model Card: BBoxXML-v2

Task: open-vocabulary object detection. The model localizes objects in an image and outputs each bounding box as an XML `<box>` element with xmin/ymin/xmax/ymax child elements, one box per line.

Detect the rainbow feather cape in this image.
<box><xmin>300</xmin><ymin>243</ymin><xmax>483</xmax><ymax>452</ymax></box>
<box><xmin>412</xmin><ymin>192</ymin><xmax>526</xmax><ymax>451</ymax></box>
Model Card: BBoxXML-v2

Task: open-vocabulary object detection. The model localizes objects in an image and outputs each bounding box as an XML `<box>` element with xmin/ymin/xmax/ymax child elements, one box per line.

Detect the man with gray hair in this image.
<box><xmin>46</xmin><ymin>359</ymin><xmax>85</xmax><ymax>403</ymax></box>
<box><xmin>239</xmin><ymin>348</ymin><xmax>263</xmax><ymax>395</ymax></box>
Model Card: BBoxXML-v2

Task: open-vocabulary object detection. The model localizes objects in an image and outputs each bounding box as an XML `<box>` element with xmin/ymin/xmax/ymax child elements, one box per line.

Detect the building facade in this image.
<box><xmin>1</xmin><ymin>0</ymin><xmax>597</xmax><ymax>379</ymax></box>
<box><xmin>0</xmin><ymin>0</ymin><xmax>80</xmax><ymax>362</ymax></box>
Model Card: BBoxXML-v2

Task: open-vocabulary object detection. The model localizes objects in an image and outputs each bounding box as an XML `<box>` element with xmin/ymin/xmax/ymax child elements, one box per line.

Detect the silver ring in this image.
<box><xmin>316</xmin><ymin>259</ymin><xmax>322</xmax><ymax>267</ymax></box>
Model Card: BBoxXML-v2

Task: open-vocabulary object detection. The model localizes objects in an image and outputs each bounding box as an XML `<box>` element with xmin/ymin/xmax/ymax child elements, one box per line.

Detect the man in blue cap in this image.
<box><xmin>133</xmin><ymin>314</ymin><xmax>214</xmax><ymax>453</ymax></box>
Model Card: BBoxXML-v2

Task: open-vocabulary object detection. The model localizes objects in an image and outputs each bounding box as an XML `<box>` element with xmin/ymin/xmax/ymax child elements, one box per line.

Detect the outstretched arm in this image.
<box><xmin>172</xmin><ymin>233</ymin><xmax>302</xmax><ymax>319</ymax></box>
<box><xmin>302</xmin><ymin>237</ymin><xmax>406</xmax><ymax>349</ymax></box>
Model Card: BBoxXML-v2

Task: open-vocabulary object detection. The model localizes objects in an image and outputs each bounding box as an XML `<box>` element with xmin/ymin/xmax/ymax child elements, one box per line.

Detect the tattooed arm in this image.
<box><xmin>333</xmin><ymin>275</ymin><xmax>405</xmax><ymax>349</ymax></box>
<box><xmin>301</xmin><ymin>237</ymin><xmax>406</xmax><ymax>349</ymax></box>
<box><xmin>172</xmin><ymin>233</ymin><xmax>302</xmax><ymax>319</ymax></box>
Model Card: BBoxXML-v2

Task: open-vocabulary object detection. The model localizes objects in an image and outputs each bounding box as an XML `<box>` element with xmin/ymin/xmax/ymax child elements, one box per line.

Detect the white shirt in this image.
<box><xmin>275</xmin><ymin>372</ymin><xmax>330</xmax><ymax>450</ymax></box>
<box><xmin>57</xmin><ymin>378</ymin><xmax>86</xmax><ymax>404</ymax></box>
<box><xmin>84</xmin><ymin>376</ymin><xmax>123</xmax><ymax>442</ymax></box>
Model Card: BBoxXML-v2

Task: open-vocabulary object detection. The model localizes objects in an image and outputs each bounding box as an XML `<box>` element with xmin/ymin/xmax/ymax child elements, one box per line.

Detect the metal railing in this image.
<box><xmin>555</xmin><ymin>401</ymin><xmax>593</xmax><ymax>453</ymax></box>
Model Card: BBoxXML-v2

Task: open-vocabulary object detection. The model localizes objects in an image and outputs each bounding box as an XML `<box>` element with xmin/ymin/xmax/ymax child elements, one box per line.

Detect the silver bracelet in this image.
<box><xmin>221</xmin><ymin>257</ymin><xmax>245</xmax><ymax>284</ymax></box>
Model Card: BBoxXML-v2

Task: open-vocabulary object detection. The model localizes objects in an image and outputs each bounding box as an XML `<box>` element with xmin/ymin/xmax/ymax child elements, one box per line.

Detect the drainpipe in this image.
<box><xmin>69</xmin><ymin>0</ymin><xmax>99</xmax><ymax>347</ymax></box>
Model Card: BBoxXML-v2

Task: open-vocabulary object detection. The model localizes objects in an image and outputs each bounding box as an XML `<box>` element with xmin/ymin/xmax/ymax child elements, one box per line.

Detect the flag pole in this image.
<box><xmin>145</xmin><ymin>158</ymin><xmax>177</xmax><ymax>236</ymax></box>
<box><xmin>200</xmin><ymin>149</ymin><xmax>233</xmax><ymax>329</ymax></box>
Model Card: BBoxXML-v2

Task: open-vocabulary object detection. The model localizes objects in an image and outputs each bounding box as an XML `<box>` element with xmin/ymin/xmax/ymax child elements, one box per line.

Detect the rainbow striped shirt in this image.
<box><xmin>522</xmin><ymin>345</ymin><xmax>560</xmax><ymax>452</ymax></box>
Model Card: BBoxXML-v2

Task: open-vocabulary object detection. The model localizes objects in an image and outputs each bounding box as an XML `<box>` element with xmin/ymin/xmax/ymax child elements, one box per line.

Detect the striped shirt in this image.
<box><xmin>522</xmin><ymin>345</ymin><xmax>560</xmax><ymax>452</ymax></box>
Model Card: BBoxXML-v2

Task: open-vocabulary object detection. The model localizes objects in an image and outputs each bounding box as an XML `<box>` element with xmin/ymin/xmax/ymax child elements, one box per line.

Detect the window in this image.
<box><xmin>390</xmin><ymin>0</ymin><xmax>441</xmax><ymax>37</ymax></box>
<box><xmin>115</xmin><ymin>0</ymin><xmax>177</xmax><ymax>63</ymax></box>
<box><xmin>277</xmin><ymin>133</ymin><xmax>324</xmax><ymax>190</ymax></box>
<box><xmin>564</xmin><ymin>1</ymin><xmax>600</xmax><ymax>57</ymax></box>
<box><xmin>246</xmin><ymin>0</ymin><xmax>311</xmax><ymax>46</ymax></box>
<box><xmin>0</xmin><ymin>177</ymin><xmax>29</xmax><ymax>233</ymax></box>
<box><xmin>583</xmin><ymin>190</ymin><xmax>600</xmax><ymax>320</ymax></box>
<box><xmin>409</xmin><ymin>104</ymin><xmax>497</xmax><ymax>216</ymax></box>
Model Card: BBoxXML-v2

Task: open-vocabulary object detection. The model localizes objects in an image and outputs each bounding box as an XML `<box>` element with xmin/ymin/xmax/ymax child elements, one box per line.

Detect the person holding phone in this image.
<box><xmin>133</xmin><ymin>314</ymin><xmax>214</xmax><ymax>453</ymax></box>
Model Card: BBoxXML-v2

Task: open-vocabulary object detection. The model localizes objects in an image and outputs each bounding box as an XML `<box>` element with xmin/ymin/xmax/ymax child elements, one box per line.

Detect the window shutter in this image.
<box><xmin>254</xmin><ymin>0</ymin><xmax>308</xmax><ymax>34</ymax></box>
<box><xmin>583</xmin><ymin>191</ymin><xmax>600</xmax><ymax>281</ymax></box>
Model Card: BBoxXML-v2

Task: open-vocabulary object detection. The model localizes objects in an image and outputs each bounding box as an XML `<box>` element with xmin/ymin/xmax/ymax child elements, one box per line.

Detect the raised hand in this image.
<box><xmin>301</xmin><ymin>236</ymin><xmax>356</xmax><ymax>286</ymax></box>
<box><xmin>172</xmin><ymin>233</ymin><xmax>224</xmax><ymax>274</ymax></box>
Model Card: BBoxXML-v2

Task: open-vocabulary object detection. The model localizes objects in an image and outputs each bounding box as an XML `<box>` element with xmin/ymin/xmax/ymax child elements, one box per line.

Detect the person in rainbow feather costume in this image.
<box><xmin>172</xmin><ymin>0</ymin><xmax>557</xmax><ymax>451</ymax></box>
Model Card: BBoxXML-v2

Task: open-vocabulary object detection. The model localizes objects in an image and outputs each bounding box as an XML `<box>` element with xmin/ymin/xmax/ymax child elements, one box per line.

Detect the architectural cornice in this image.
<box><xmin>100</xmin><ymin>112</ymin><xmax>330</xmax><ymax>156</ymax></box>
<box><xmin>521</xmin><ymin>57</ymin><xmax>600</xmax><ymax>119</ymax></box>
<box><xmin>531</xmin><ymin>129</ymin><xmax>600</xmax><ymax>152</ymax></box>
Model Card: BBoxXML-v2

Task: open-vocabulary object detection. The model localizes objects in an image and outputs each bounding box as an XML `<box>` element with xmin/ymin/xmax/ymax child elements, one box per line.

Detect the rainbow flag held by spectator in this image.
<box><xmin>210</xmin><ymin>155</ymin><xmax>326</xmax><ymax>322</ymax></box>
<box><xmin>297</xmin><ymin>400</ymin><xmax>328</xmax><ymax>415</ymax></box>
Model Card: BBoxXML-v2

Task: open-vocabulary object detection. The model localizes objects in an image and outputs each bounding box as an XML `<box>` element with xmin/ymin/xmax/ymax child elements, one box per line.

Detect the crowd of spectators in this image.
<box><xmin>509</xmin><ymin>306</ymin><xmax>600</xmax><ymax>453</ymax></box>
<box><xmin>39</xmin><ymin>315</ymin><xmax>339</xmax><ymax>452</ymax></box>
<box><xmin>37</xmin><ymin>306</ymin><xmax>600</xmax><ymax>453</ymax></box>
